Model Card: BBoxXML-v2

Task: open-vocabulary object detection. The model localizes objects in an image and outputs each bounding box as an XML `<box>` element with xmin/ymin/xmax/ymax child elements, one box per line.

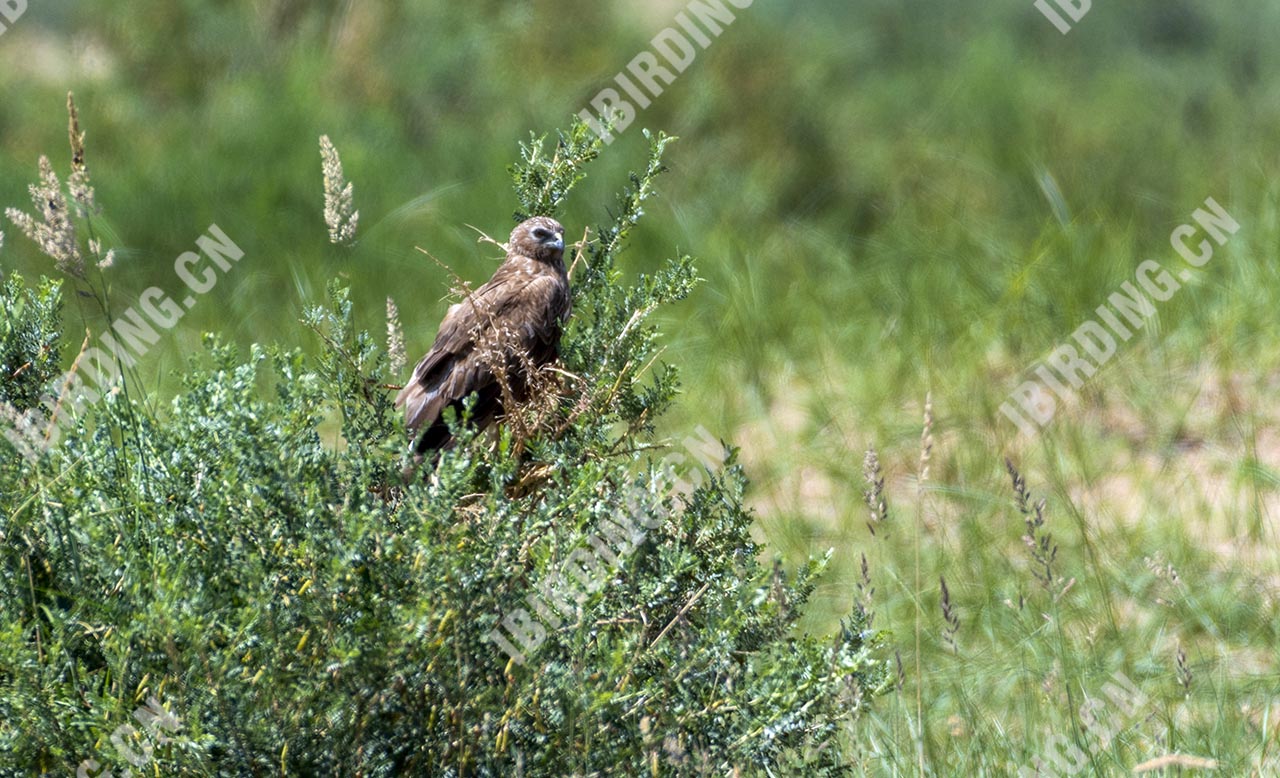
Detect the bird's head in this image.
<box><xmin>510</xmin><ymin>216</ymin><xmax>567</xmax><ymax>264</ymax></box>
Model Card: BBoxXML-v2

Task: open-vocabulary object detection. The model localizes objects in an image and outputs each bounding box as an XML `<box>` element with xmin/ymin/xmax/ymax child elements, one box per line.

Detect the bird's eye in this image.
<box><xmin>533</xmin><ymin>228</ymin><xmax>550</xmax><ymax>240</ymax></box>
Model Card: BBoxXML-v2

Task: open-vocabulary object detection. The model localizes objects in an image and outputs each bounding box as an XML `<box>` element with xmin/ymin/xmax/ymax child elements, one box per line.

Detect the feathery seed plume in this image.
<box><xmin>320</xmin><ymin>135</ymin><xmax>359</xmax><ymax>246</ymax></box>
<box><xmin>386</xmin><ymin>297</ymin><xmax>406</xmax><ymax>375</ymax></box>
<box><xmin>88</xmin><ymin>238</ymin><xmax>115</xmax><ymax>270</ymax></box>
<box><xmin>6</xmin><ymin>156</ymin><xmax>84</xmax><ymax>278</ymax></box>
<box><xmin>66</xmin><ymin>92</ymin><xmax>97</xmax><ymax>216</ymax></box>
<box><xmin>863</xmin><ymin>447</ymin><xmax>888</xmax><ymax>533</ymax></box>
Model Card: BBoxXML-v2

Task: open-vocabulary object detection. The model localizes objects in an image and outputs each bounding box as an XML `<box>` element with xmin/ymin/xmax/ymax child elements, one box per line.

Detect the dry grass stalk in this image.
<box><xmin>863</xmin><ymin>447</ymin><xmax>888</xmax><ymax>535</ymax></box>
<box><xmin>66</xmin><ymin>92</ymin><xmax>97</xmax><ymax>216</ymax></box>
<box><xmin>1006</xmin><ymin>458</ymin><xmax>1058</xmax><ymax>590</ymax></box>
<box><xmin>939</xmin><ymin>574</ymin><xmax>959</xmax><ymax>653</ymax></box>
<box><xmin>855</xmin><ymin>552</ymin><xmax>875</xmax><ymax>628</ymax></box>
<box><xmin>1132</xmin><ymin>753</ymin><xmax>1218</xmax><ymax>772</ymax></box>
<box><xmin>1176</xmin><ymin>641</ymin><xmax>1192</xmax><ymax>693</ymax></box>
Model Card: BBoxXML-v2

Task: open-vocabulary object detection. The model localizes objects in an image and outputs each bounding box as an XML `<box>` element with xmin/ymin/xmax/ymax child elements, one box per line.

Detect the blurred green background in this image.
<box><xmin>4</xmin><ymin>1</ymin><xmax>1280</xmax><ymax>771</ymax></box>
<box><xmin>4</xmin><ymin>1</ymin><xmax>1276</xmax><ymax>401</ymax></box>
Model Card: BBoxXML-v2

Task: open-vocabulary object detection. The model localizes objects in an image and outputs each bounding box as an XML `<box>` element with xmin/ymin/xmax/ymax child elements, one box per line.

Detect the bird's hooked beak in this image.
<box><xmin>547</xmin><ymin>234</ymin><xmax>565</xmax><ymax>252</ymax></box>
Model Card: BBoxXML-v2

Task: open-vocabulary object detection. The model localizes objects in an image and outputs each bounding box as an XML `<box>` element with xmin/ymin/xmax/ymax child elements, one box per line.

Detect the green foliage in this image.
<box><xmin>0</xmin><ymin>125</ymin><xmax>883</xmax><ymax>776</ymax></box>
<box><xmin>0</xmin><ymin>272</ymin><xmax>62</xmax><ymax>413</ymax></box>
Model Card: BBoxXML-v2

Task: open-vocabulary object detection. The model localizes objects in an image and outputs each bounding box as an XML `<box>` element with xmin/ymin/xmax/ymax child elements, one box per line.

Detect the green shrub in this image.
<box><xmin>0</xmin><ymin>272</ymin><xmax>62</xmax><ymax>413</ymax></box>
<box><xmin>0</xmin><ymin>122</ymin><xmax>884</xmax><ymax>776</ymax></box>
<box><xmin>0</xmin><ymin>271</ymin><xmax>63</xmax><ymax>466</ymax></box>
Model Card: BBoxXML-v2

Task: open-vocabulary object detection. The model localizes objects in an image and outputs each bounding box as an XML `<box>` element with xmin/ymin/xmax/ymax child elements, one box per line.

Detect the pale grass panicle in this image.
<box><xmin>320</xmin><ymin>134</ymin><xmax>359</xmax><ymax>246</ymax></box>
<box><xmin>855</xmin><ymin>551</ymin><xmax>875</xmax><ymax>628</ymax></box>
<box><xmin>862</xmin><ymin>447</ymin><xmax>888</xmax><ymax>533</ymax></box>
<box><xmin>939</xmin><ymin>574</ymin><xmax>959</xmax><ymax>653</ymax></box>
<box><xmin>1176</xmin><ymin>641</ymin><xmax>1192</xmax><ymax>693</ymax></box>
<box><xmin>4</xmin><ymin>94</ymin><xmax>102</xmax><ymax>278</ymax></box>
<box><xmin>1132</xmin><ymin>754</ymin><xmax>1219</xmax><ymax>772</ymax></box>
<box><xmin>1006</xmin><ymin>459</ymin><xmax>1058</xmax><ymax>590</ymax></box>
<box><xmin>386</xmin><ymin>297</ymin><xmax>407</xmax><ymax>376</ymax></box>
<box><xmin>6</xmin><ymin>156</ymin><xmax>84</xmax><ymax>278</ymax></box>
<box><xmin>66</xmin><ymin>92</ymin><xmax>98</xmax><ymax>216</ymax></box>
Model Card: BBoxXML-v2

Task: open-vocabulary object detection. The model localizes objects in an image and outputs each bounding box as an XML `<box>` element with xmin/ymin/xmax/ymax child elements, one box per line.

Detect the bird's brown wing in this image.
<box><xmin>395</xmin><ymin>263</ymin><xmax>567</xmax><ymax>436</ymax></box>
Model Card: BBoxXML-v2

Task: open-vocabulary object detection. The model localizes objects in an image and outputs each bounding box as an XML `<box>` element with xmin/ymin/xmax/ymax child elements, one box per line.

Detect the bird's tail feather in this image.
<box><xmin>397</xmin><ymin>382</ymin><xmax>444</xmax><ymax>435</ymax></box>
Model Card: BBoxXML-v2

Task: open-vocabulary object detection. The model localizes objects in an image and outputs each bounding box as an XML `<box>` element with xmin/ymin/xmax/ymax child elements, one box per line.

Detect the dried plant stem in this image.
<box><xmin>913</xmin><ymin>395</ymin><xmax>935</xmax><ymax>771</ymax></box>
<box><xmin>939</xmin><ymin>575</ymin><xmax>959</xmax><ymax>654</ymax></box>
<box><xmin>913</xmin><ymin>445</ymin><xmax>924</xmax><ymax>774</ymax></box>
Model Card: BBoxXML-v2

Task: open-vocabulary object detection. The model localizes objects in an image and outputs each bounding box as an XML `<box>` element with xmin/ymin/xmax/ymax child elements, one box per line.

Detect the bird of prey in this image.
<box><xmin>396</xmin><ymin>216</ymin><xmax>570</xmax><ymax>454</ymax></box>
